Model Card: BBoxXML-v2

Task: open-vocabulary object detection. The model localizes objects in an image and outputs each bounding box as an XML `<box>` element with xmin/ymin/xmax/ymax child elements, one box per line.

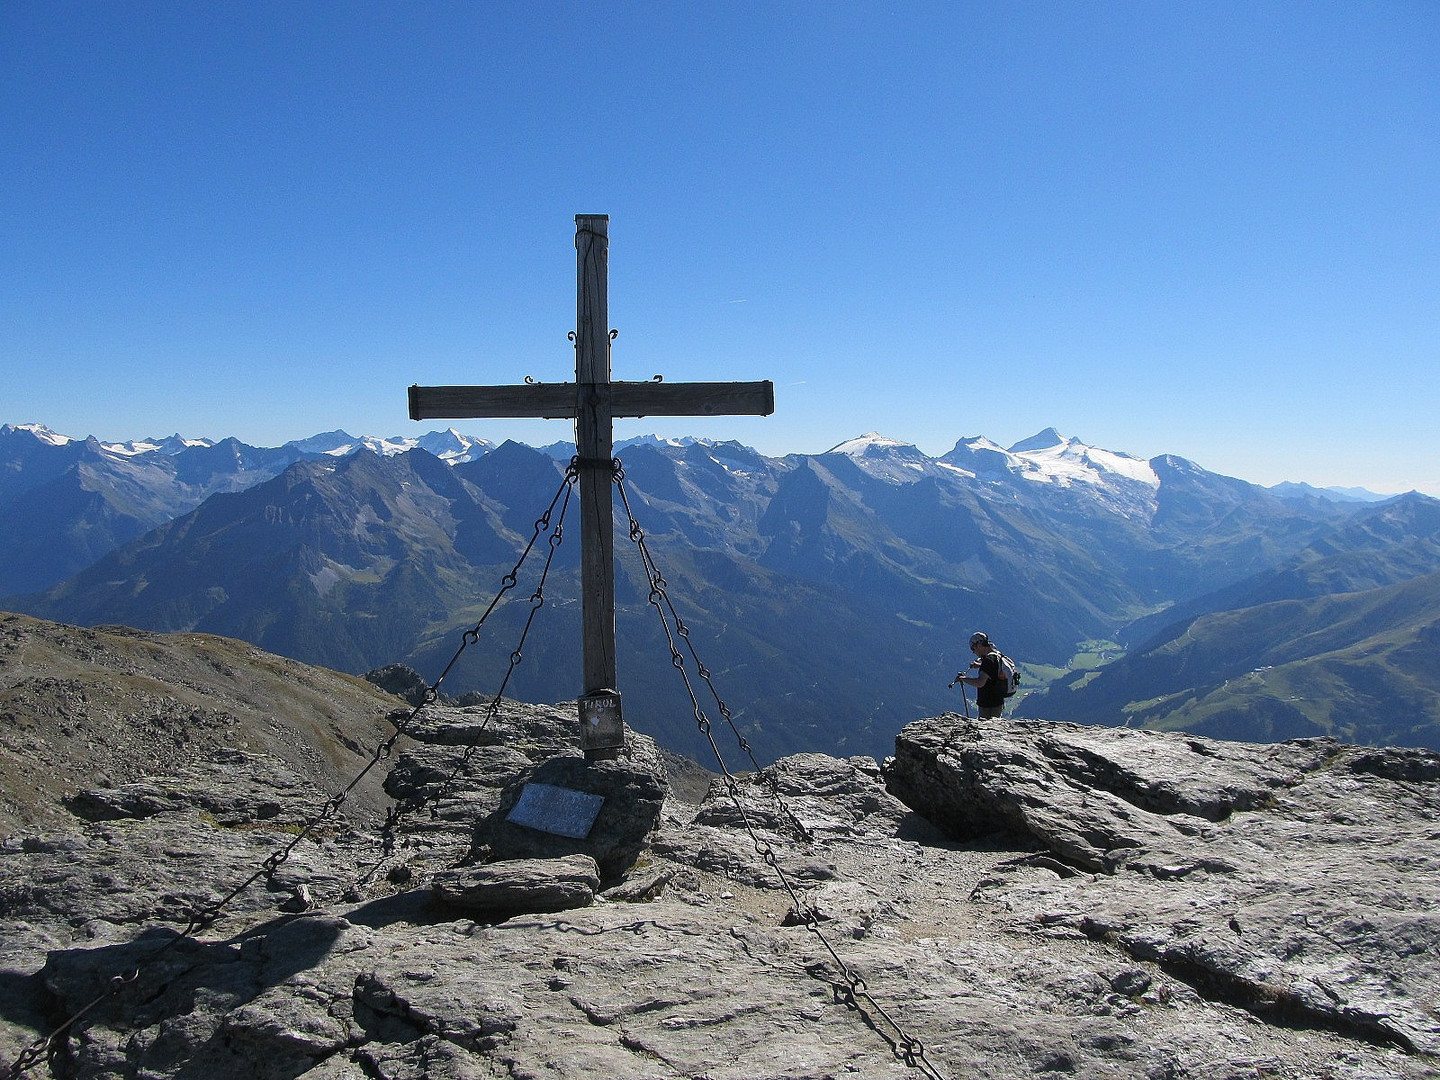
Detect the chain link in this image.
<box><xmin>3</xmin><ymin>962</ymin><xmax>139</xmax><ymax>1080</ymax></box>
<box><xmin>612</xmin><ymin>462</ymin><xmax>948</xmax><ymax>1080</ymax></box>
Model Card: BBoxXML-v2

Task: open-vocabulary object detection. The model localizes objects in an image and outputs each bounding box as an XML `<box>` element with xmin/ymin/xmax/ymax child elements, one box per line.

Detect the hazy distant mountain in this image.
<box><xmin>1121</xmin><ymin>492</ymin><xmax>1440</xmax><ymax>647</ymax></box>
<box><xmin>0</xmin><ymin>424</ymin><xmax>308</xmax><ymax>595</ymax></box>
<box><xmin>0</xmin><ymin>424</ymin><xmax>487</xmax><ymax>596</ymax></box>
<box><xmin>22</xmin><ymin>448</ymin><xmax>524</xmax><ymax>671</ymax></box>
<box><xmin>0</xmin><ymin>423</ymin><xmax>96</xmax><ymax>506</ymax></box>
<box><xmin>6</xmin><ymin>421</ymin><xmax>1440</xmax><ymax>757</ymax></box>
<box><xmin>1269</xmin><ymin>480</ymin><xmax>1394</xmax><ymax>503</ymax></box>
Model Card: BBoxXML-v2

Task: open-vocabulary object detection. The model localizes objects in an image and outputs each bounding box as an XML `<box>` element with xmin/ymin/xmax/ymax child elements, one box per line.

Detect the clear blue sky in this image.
<box><xmin>4</xmin><ymin>2</ymin><xmax>1437</xmax><ymax>493</ymax></box>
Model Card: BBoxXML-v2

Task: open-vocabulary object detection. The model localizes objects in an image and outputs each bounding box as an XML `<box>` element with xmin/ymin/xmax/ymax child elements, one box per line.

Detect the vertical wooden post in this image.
<box><xmin>408</xmin><ymin>214</ymin><xmax>773</xmax><ymax>760</ymax></box>
<box><xmin>574</xmin><ymin>215</ymin><xmax>617</xmax><ymax>703</ymax></box>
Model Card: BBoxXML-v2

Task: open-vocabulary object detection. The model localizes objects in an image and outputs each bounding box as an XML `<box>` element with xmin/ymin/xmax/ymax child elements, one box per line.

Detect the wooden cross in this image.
<box><xmin>408</xmin><ymin>214</ymin><xmax>774</xmax><ymax>754</ymax></box>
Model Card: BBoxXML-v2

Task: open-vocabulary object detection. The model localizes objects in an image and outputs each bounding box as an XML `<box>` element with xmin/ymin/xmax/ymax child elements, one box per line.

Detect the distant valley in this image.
<box><xmin>3</xmin><ymin>421</ymin><xmax>1438</xmax><ymax>761</ymax></box>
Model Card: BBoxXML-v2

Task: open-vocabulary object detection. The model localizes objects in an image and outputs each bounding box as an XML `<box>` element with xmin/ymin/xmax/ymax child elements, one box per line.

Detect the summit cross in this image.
<box><xmin>407</xmin><ymin>214</ymin><xmax>774</xmax><ymax>755</ymax></box>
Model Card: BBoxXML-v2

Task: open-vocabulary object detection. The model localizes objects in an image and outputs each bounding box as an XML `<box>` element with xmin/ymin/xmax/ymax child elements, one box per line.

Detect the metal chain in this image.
<box><xmin>612</xmin><ymin>463</ymin><xmax>813</xmax><ymax>845</ymax></box>
<box><xmin>611</xmin><ymin>462</ymin><xmax>948</xmax><ymax>1080</ymax></box>
<box><xmin>409</xmin><ymin>458</ymin><xmax>581</xmax><ymax>707</ymax></box>
<box><xmin>3</xmin><ymin>461</ymin><xmax>582</xmax><ymax>1080</ymax></box>
<box><xmin>352</xmin><ymin>460</ymin><xmax>577</xmax><ymax>888</ymax></box>
<box><xmin>397</xmin><ymin>465</ymin><xmax>574</xmax><ymax>822</ymax></box>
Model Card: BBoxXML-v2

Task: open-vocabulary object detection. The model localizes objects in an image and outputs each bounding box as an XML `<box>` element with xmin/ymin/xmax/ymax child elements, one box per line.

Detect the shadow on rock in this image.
<box><xmin>0</xmin><ymin>967</ymin><xmax>47</xmax><ymax>1034</ymax></box>
<box><xmin>344</xmin><ymin>887</ymin><xmax>453</xmax><ymax>930</ymax></box>
<box><xmin>40</xmin><ymin>915</ymin><xmax>348</xmax><ymax>1080</ymax></box>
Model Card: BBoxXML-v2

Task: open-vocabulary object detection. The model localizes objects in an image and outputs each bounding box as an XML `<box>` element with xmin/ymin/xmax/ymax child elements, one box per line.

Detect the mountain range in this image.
<box><xmin>3</xmin><ymin>421</ymin><xmax>1438</xmax><ymax>761</ymax></box>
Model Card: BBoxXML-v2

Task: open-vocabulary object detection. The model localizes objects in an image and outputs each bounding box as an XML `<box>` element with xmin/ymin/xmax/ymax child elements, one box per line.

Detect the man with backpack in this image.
<box><xmin>955</xmin><ymin>631</ymin><xmax>1013</xmax><ymax>719</ymax></box>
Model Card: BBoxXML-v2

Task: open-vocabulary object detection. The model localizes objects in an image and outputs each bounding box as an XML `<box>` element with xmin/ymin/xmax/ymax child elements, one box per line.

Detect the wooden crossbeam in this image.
<box><xmin>408</xmin><ymin>380</ymin><xmax>775</xmax><ymax>421</ymax></box>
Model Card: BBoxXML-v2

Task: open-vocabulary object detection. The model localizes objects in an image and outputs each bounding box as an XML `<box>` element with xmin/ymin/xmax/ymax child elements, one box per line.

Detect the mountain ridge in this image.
<box><xmin>5</xmin><ymin>422</ymin><xmax>1438</xmax><ymax>758</ymax></box>
<box><xmin>3</xmin><ymin>421</ymin><xmax>1401</xmax><ymax>501</ymax></box>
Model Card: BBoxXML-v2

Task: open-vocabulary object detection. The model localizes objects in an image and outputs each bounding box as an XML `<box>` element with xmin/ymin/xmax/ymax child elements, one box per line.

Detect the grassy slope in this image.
<box><xmin>0</xmin><ymin>611</ymin><xmax>408</xmax><ymax>835</ymax></box>
<box><xmin>1029</xmin><ymin>571</ymin><xmax>1440</xmax><ymax>750</ymax></box>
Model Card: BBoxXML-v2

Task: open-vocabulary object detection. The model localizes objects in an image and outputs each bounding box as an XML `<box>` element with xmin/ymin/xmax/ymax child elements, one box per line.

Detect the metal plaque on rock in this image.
<box><xmin>506</xmin><ymin>782</ymin><xmax>606</xmax><ymax>839</ymax></box>
<box><xmin>579</xmin><ymin>688</ymin><xmax>625</xmax><ymax>756</ymax></box>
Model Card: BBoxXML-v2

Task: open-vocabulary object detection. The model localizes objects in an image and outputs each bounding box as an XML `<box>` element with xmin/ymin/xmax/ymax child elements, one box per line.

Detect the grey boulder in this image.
<box><xmin>430</xmin><ymin>854</ymin><xmax>601</xmax><ymax>918</ymax></box>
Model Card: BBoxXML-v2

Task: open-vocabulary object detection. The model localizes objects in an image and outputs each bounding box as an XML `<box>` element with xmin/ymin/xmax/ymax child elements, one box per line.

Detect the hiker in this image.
<box><xmin>956</xmin><ymin>631</ymin><xmax>1006</xmax><ymax>719</ymax></box>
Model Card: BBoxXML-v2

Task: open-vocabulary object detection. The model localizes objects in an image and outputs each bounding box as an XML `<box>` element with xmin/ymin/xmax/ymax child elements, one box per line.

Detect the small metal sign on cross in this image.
<box><xmin>408</xmin><ymin>215</ymin><xmax>774</xmax><ymax>757</ymax></box>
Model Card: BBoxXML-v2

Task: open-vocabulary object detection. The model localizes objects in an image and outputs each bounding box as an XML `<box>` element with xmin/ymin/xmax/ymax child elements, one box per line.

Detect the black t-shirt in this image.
<box><xmin>976</xmin><ymin>651</ymin><xmax>1004</xmax><ymax>708</ymax></box>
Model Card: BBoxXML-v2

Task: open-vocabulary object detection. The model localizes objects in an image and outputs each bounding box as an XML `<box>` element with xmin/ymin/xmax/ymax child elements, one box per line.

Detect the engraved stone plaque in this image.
<box><xmin>506</xmin><ymin>782</ymin><xmax>606</xmax><ymax>839</ymax></box>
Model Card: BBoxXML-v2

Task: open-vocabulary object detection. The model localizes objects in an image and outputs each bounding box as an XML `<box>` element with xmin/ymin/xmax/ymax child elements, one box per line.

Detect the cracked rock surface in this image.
<box><xmin>884</xmin><ymin>714</ymin><xmax>1440</xmax><ymax>1058</ymax></box>
<box><xmin>1</xmin><ymin>701</ymin><xmax>1436</xmax><ymax>1079</ymax></box>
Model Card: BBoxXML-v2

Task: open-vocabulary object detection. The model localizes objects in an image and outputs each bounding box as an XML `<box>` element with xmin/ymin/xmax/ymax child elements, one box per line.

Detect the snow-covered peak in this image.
<box><xmin>957</xmin><ymin>435</ymin><xmax>1008</xmax><ymax>455</ymax></box>
<box><xmin>824</xmin><ymin>432</ymin><xmax>916</xmax><ymax>457</ymax></box>
<box><xmin>613</xmin><ymin>434</ymin><xmax>769</xmax><ymax>474</ymax></box>
<box><xmin>412</xmin><ymin>428</ymin><xmax>493</xmax><ymax>464</ymax></box>
<box><xmin>824</xmin><ymin>433</ymin><xmax>950</xmax><ymax>485</ymax></box>
<box><xmin>285</xmin><ymin>429</ymin><xmax>493</xmax><ymax>463</ymax></box>
<box><xmin>354</xmin><ymin>435</ymin><xmax>415</xmax><ymax>457</ymax></box>
<box><xmin>616</xmin><ymin>434</ymin><xmax>703</xmax><ymax>452</ymax></box>
<box><xmin>100</xmin><ymin>433</ymin><xmax>214</xmax><ymax>457</ymax></box>
<box><xmin>941</xmin><ymin>436</ymin><xmax>1018</xmax><ymax>475</ymax></box>
<box><xmin>939</xmin><ymin>430</ymin><xmax>1161</xmax><ymax>516</ymax></box>
<box><xmin>284</xmin><ymin>430</ymin><xmax>360</xmax><ymax>456</ymax></box>
<box><xmin>1007</xmin><ymin>427</ymin><xmax>1068</xmax><ymax>454</ymax></box>
<box><xmin>1011</xmin><ymin>433</ymin><xmax>1158</xmax><ymax>490</ymax></box>
<box><xmin>4</xmin><ymin>423</ymin><xmax>75</xmax><ymax>446</ymax></box>
<box><xmin>987</xmin><ymin>432</ymin><xmax>1159</xmax><ymax>518</ymax></box>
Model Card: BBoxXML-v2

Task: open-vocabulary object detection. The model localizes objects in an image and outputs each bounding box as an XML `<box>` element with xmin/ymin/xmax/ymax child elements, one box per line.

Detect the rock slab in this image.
<box><xmin>430</xmin><ymin>854</ymin><xmax>601</xmax><ymax>918</ymax></box>
<box><xmin>883</xmin><ymin>714</ymin><xmax>1440</xmax><ymax>1055</ymax></box>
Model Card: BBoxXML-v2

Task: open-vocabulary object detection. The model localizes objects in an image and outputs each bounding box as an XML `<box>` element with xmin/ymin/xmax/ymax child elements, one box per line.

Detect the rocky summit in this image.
<box><xmin>0</xmin><ymin>685</ymin><xmax>1435</xmax><ymax>1080</ymax></box>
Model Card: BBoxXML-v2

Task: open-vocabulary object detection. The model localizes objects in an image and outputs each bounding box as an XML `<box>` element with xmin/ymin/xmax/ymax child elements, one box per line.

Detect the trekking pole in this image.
<box><xmin>948</xmin><ymin>672</ymin><xmax>972</xmax><ymax>719</ymax></box>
